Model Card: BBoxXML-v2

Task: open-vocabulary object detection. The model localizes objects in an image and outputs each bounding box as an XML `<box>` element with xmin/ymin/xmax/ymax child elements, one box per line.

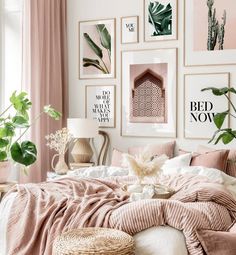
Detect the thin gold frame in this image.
<box><xmin>120</xmin><ymin>16</ymin><xmax>139</xmax><ymax>44</ymax></box>
<box><xmin>85</xmin><ymin>85</ymin><xmax>116</xmax><ymax>129</ymax></box>
<box><xmin>78</xmin><ymin>18</ymin><xmax>116</xmax><ymax>80</ymax></box>
<box><xmin>120</xmin><ymin>48</ymin><xmax>178</xmax><ymax>138</ymax></box>
<box><xmin>143</xmin><ymin>0</ymin><xmax>178</xmax><ymax>43</ymax></box>
<box><xmin>183</xmin><ymin>72</ymin><xmax>231</xmax><ymax>140</ymax></box>
<box><xmin>184</xmin><ymin>0</ymin><xmax>236</xmax><ymax>67</ymax></box>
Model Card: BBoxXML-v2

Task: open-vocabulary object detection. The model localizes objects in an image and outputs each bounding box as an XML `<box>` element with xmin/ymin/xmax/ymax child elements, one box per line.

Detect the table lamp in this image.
<box><xmin>67</xmin><ymin>118</ymin><xmax>98</xmax><ymax>163</ymax></box>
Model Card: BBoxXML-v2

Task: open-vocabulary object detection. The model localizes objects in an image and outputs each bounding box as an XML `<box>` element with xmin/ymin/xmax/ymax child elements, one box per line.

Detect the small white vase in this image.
<box><xmin>51</xmin><ymin>154</ymin><xmax>69</xmax><ymax>175</ymax></box>
<box><xmin>0</xmin><ymin>161</ymin><xmax>11</xmax><ymax>183</ymax></box>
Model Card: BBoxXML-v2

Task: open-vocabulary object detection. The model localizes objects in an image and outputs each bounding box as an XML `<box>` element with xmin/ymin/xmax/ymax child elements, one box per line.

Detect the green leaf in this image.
<box><xmin>12</xmin><ymin>115</ymin><xmax>29</xmax><ymax>128</ymax></box>
<box><xmin>43</xmin><ymin>105</ymin><xmax>62</xmax><ymax>120</ymax></box>
<box><xmin>201</xmin><ymin>87</ymin><xmax>230</xmax><ymax>96</ymax></box>
<box><xmin>83</xmin><ymin>58</ymin><xmax>106</xmax><ymax>73</ymax></box>
<box><xmin>96</xmin><ymin>24</ymin><xmax>111</xmax><ymax>51</ymax></box>
<box><xmin>10</xmin><ymin>141</ymin><xmax>37</xmax><ymax>166</ymax></box>
<box><xmin>0</xmin><ymin>151</ymin><xmax>7</xmax><ymax>161</ymax></box>
<box><xmin>0</xmin><ymin>123</ymin><xmax>15</xmax><ymax>138</ymax></box>
<box><xmin>84</xmin><ymin>33</ymin><xmax>103</xmax><ymax>59</ymax></box>
<box><xmin>0</xmin><ymin>138</ymin><xmax>9</xmax><ymax>148</ymax></box>
<box><xmin>10</xmin><ymin>91</ymin><xmax>32</xmax><ymax>119</ymax></box>
<box><xmin>222</xmin><ymin>132</ymin><xmax>235</xmax><ymax>144</ymax></box>
<box><xmin>213</xmin><ymin>110</ymin><xmax>229</xmax><ymax>129</ymax></box>
<box><xmin>148</xmin><ymin>2</ymin><xmax>172</xmax><ymax>36</ymax></box>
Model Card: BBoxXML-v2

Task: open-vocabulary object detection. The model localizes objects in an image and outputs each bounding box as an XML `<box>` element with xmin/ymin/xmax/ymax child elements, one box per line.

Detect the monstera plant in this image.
<box><xmin>201</xmin><ymin>87</ymin><xmax>236</xmax><ymax>144</ymax></box>
<box><xmin>0</xmin><ymin>91</ymin><xmax>61</xmax><ymax>174</ymax></box>
<box><xmin>83</xmin><ymin>24</ymin><xmax>111</xmax><ymax>74</ymax></box>
<box><xmin>148</xmin><ymin>1</ymin><xmax>172</xmax><ymax>36</ymax></box>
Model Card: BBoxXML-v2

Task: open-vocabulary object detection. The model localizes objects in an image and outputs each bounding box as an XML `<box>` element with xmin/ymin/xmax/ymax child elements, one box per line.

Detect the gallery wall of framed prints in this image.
<box><xmin>77</xmin><ymin>0</ymin><xmax>235</xmax><ymax>144</ymax></box>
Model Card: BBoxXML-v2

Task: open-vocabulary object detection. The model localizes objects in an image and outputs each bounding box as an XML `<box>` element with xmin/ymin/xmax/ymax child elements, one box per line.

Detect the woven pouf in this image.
<box><xmin>53</xmin><ymin>227</ymin><xmax>135</xmax><ymax>255</ymax></box>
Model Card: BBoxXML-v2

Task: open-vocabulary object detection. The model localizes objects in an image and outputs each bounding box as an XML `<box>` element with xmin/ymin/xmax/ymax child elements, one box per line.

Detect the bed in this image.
<box><xmin>1</xmin><ymin>165</ymin><xmax>236</xmax><ymax>255</ymax></box>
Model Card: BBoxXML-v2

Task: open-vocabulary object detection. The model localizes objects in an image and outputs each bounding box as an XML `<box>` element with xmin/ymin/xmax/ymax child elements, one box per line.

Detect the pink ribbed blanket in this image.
<box><xmin>6</xmin><ymin>174</ymin><xmax>236</xmax><ymax>255</ymax></box>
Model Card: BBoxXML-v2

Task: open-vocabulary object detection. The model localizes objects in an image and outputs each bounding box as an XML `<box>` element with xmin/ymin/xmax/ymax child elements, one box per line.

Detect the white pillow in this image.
<box><xmin>162</xmin><ymin>153</ymin><xmax>192</xmax><ymax>172</ymax></box>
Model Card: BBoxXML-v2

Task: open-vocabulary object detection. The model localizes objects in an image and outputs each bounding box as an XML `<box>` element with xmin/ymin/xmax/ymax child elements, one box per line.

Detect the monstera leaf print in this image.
<box><xmin>83</xmin><ymin>24</ymin><xmax>111</xmax><ymax>74</ymax></box>
<box><xmin>148</xmin><ymin>1</ymin><xmax>172</xmax><ymax>36</ymax></box>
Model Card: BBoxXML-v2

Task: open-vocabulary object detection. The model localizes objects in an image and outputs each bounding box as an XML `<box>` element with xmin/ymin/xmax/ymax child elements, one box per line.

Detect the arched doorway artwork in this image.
<box><xmin>130</xmin><ymin>69</ymin><xmax>167</xmax><ymax>123</ymax></box>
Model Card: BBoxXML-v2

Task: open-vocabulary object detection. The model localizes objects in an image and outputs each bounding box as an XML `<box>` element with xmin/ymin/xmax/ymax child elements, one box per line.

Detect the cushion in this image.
<box><xmin>196</xmin><ymin>229</ymin><xmax>236</xmax><ymax>255</ymax></box>
<box><xmin>198</xmin><ymin>145</ymin><xmax>236</xmax><ymax>177</ymax></box>
<box><xmin>111</xmin><ymin>149</ymin><xmax>124</xmax><ymax>167</ymax></box>
<box><xmin>179</xmin><ymin>149</ymin><xmax>229</xmax><ymax>172</ymax></box>
<box><xmin>128</xmin><ymin>141</ymin><xmax>176</xmax><ymax>159</ymax></box>
<box><xmin>162</xmin><ymin>153</ymin><xmax>192</xmax><ymax>172</ymax></box>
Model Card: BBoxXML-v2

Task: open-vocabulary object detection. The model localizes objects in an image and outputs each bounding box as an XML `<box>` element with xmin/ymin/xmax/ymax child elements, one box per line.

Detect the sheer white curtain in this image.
<box><xmin>0</xmin><ymin>0</ymin><xmax>23</xmax><ymax>110</ymax></box>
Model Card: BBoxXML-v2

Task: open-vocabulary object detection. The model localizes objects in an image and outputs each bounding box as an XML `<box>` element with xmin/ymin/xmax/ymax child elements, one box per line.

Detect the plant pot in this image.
<box><xmin>0</xmin><ymin>161</ymin><xmax>11</xmax><ymax>183</ymax></box>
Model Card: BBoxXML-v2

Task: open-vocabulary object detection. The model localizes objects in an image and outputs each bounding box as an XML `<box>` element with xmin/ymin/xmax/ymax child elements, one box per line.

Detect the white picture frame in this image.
<box><xmin>185</xmin><ymin>0</ymin><xmax>236</xmax><ymax>66</ymax></box>
<box><xmin>85</xmin><ymin>85</ymin><xmax>116</xmax><ymax>128</ymax></box>
<box><xmin>184</xmin><ymin>73</ymin><xmax>230</xmax><ymax>139</ymax></box>
<box><xmin>121</xmin><ymin>48</ymin><xmax>177</xmax><ymax>137</ymax></box>
<box><xmin>144</xmin><ymin>0</ymin><xmax>177</xmax><ymax>42</ymax></box>
<box><xmin>121</xmin><ymin>16</ymin><xmax>139</xmax><ymax>44</ymax></box>
<box><xmin>79</xmin><ymin>19</ymin><xmax>116</xmax><ymax>79</ymax></box>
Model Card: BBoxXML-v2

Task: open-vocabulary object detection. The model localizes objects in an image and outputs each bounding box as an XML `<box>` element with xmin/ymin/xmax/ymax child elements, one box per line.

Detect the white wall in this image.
<box><xmin>67</xmin><ymin>0</ymin><xmax>236</xmax><ymax>160</ymax></box>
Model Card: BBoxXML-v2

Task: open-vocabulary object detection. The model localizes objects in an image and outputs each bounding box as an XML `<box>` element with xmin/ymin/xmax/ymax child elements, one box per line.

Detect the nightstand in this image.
<box><xmin>0</xmin><ymin>182</ymin><xmax>16</xmax><ymax>201</ymax></box>
<box><xmin>69</xmin><ymin>162</ymin><xmax>95</xmax><ymax>170</ymax></box>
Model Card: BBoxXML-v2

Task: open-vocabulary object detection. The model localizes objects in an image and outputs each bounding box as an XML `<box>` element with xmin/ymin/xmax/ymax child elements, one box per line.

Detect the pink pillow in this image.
<box><xmin>198</xmin><ymin>145</ymin><xmax>236</xmax><ymax>176</ymax></box>
<box><xmin>179</xmin><ymin>149</ymin><xmax>229</xmax><ymax>172</ymax></box>
<box><xmin>128</xmin><ymin>141</ymin><xmax>175</xmax><ymax>159</ymax></box>
<box><xmin>196</xmin><ymin>229</ymin><xmax>236</xmax><ymax>255</ymax></box>
<box><xmin>111</xmin><ymin>149</ymin><xmax>124</xmax><ymax>167</ymax></box>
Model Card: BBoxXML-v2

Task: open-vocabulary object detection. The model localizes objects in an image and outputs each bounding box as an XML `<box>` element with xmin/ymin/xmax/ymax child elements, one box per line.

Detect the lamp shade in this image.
<box><xmin>67</xmin><ymin>118</ymin><xmax>98</xmax><ymax>138</ymax></box>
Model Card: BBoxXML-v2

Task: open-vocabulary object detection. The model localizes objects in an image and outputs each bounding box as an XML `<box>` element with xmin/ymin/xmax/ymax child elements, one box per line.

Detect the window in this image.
<box><xmin>0</xmin><ymin>0</ymin><xmax>22</xmax><ymax>111</ymax></box>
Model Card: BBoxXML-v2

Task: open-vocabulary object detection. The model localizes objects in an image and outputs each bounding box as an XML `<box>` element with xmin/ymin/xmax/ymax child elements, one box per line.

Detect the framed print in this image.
<box><xmin>185</xmin><ymin>0</ymin><xmax>236</xmax><ymax>66</ymax></box>
<box><xmin>121</xmin><ymin>48</ymin><xmax>177</xmax><ymax>138</ymax></box>
<box><xmin>184</xmin><ymin>73</ymin><xmax>230</xmax><ymax>139</ymax></box>
<box><xmin>121</xmin><ymin>16</ymin><xmax>139</xmax><ymax>44</ymax></box>
<box><xmin>79</xmin><ymin>19</ymin><xmax>116</xmax><ymax>79</ymax></box>
<box><xmin>85</xmin><ymin>85</ymin><xmax>116</xmax><ymax>128</ymax></box>
<box><xmin>144</xmin><ymin>0</ymin><xmax>177</xmax><ymax>42</ymax></box>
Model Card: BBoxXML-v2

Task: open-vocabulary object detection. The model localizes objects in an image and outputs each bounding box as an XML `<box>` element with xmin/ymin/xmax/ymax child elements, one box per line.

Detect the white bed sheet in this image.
<box><xmin>0</xmin><ymin>192</ymin><xmax>188</xmax><ymax>255</ymax></box>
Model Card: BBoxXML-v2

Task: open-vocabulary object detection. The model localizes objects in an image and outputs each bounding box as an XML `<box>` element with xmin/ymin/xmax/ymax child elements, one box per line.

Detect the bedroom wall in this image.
<box><xmin>67</xmin><ymin>0</ymin><xmax>236</xmax><ymax>161</ymax></box>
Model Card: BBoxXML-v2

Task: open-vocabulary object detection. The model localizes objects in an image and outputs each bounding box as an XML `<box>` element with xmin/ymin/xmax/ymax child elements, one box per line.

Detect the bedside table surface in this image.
<box><xmin>0</xmin><ymin>182</ymin><xmax>17</xmax><ymax>192</ymax></box>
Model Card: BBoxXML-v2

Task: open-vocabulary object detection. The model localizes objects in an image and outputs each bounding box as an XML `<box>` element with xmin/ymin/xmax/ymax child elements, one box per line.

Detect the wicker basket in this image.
<box><xmin>53</xmin><ymin>228</ymin><xmax>135</xmax><ymax>255</ymax></box>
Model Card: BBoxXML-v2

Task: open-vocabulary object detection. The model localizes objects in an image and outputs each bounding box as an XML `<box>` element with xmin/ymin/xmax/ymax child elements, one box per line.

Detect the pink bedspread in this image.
<box><xmin>6</xmin><ymin>174</ymin><xmax>236</xmax><ymax>255</ymax></box>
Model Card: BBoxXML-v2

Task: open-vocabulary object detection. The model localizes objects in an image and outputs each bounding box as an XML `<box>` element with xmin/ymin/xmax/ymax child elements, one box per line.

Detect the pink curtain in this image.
<box><xmin>21</xmin><ymin>0</ymin><xmax>68</xmax><ymax>183</ymax></box>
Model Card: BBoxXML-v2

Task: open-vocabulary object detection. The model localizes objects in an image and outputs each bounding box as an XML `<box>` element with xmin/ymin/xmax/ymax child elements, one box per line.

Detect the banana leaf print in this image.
<box><xmin>148</xmin><ymin>1</ymin><xmax>172</xmax><ymax>36</ymax></box>
<box><xmin>83</xmin><ymin>24</ymin><xmax>111</xmax><ymax>74</ymax></box>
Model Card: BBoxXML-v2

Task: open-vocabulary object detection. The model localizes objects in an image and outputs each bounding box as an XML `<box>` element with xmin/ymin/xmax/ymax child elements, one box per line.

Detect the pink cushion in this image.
<box><xmin>128</xmin><ymin>141</ymin><xmax>176</xmax><ymax>159</ymax></box>
<box><xmin>198</xmin><ymin>145</ymin><xmax>236</xmax><ymax>177</ymax></box>
<box><xmin>111</xmin><ymin>149</ymin><xmax>124</xmax><ymax>167</ymax></box>
<box><xmin>179</xmin><ymin>149</ymin><xmax>229</xmax><ymax>172</ymax></box>
<box><xmin>196</xmin><ymin>229</ymin><xmax>236</xmax><ymax>255</ymax></box>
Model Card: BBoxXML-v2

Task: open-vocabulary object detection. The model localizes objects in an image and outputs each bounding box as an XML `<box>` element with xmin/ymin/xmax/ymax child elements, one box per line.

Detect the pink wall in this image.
<box><xmin>193</xmin><ymin>0</ymin><xmax>236</xmax><ymax>51</ymax></box>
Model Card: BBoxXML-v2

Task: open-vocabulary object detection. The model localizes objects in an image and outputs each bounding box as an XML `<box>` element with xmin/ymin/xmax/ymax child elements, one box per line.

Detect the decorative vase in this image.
<box><xmin>0</xmin><ymin>161</ymin><xmax>11</xmax><ymax>183</ymax></box>
<box><xmin>51</xmin><ymin>154</ymin><xmax>69</xmax><ymax>175</ymax></box>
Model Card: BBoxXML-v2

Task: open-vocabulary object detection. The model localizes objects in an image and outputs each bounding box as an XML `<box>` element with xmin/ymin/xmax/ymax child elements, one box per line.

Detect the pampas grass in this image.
<box><xmin>123</xmin><ymin>147</ymin><xmax>168</xmax><ymax>182</ymax></box>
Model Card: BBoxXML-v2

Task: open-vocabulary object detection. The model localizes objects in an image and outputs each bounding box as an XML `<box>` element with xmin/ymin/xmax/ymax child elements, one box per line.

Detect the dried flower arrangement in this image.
<box><xmin>46</xmin><ymin>128</ymin><xmax>73</xmax><ymax>155</ymax></box>
<box><xmin>123</xmin><ymin>148</ymin><xmax>168</xmax><ymax>183</ymax></box>
<box><xmin>45</xmin><ymin>128</ymin><xmax>73</xmax><ymax>174</ymax></box>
